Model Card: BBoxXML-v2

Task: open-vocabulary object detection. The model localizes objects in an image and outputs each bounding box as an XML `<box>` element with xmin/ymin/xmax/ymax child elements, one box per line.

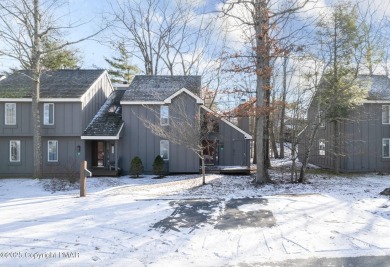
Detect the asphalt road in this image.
<box><xmin>240</xmin><ymin>255</ymin><xmax>390</xmax><ymax>267</ymax></box>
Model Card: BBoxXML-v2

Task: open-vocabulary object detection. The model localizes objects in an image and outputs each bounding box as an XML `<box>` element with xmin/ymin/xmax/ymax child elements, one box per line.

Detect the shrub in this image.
<box><xmin>153</xmin><ymin>155</ymin><xmax>165</xmax><ymax>178</ymax></box>
<box><xmin>130</xmin><ymin>156</ymin><xmax>144</xmax><ymax>178</ymax></box>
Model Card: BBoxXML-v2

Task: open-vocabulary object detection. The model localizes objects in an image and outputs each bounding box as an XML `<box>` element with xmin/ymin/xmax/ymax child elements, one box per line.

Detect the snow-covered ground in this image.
<box><xmin>0</xmin><ymin>161</ymin><xmax>389</xmax><ymax>267</ymax></box>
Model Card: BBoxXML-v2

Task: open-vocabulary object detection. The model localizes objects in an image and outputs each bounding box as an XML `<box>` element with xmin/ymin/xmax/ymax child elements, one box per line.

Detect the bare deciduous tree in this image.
<box><xmin>0</xmin><ymin>0</ymin><xmax>104</xmax><ymax>178</ymax></box>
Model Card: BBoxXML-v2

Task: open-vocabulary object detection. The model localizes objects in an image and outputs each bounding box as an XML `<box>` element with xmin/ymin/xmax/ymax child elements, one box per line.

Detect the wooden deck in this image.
<box><xmin>204</xmin><ymin>166</ymin><xmax>251</xmax><ymax>175</ymax></box>
<box><xmin>91</xmin><ymin>167</ymin><xmax>120</xmax><ymax>177</ymax></box>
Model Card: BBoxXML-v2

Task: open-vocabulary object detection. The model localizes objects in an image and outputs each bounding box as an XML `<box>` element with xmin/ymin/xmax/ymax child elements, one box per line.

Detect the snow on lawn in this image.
<box><xmin>0</xmin><ymin>165</ymin><xmax>389</xmax><ymax>267</ymax></box>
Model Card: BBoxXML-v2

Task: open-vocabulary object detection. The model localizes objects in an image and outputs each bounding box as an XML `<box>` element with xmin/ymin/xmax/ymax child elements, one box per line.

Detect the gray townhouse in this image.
<box><xmin>298</xmin><ymin>75</ymin><xmax>390</xmax><ymax>173</ymax></box>
<box><xmin>0</xmin><ymin>70</ymin><xmax>251</xmax><ymax>177</ymax></box>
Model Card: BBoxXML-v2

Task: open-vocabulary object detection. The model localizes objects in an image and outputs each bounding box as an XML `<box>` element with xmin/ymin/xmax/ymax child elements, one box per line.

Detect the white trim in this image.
<box><xmin>0</xmin><ymin>98</ymin><xmax>81</xmax><ymax>102</ymax></box>
<box><xmin>43</xmin><ymin>103</ymin><xmax>55</xmax><ymax>125</ymax></box>
<box><xmin>81</xmin><ymin>123</ymin><xmax>124</xmax><ymax>140</ymax></box>
<box><xmin>383</xmin><ymin>138</ymin><xmax>390</xmax><ymax>158</ymax></box>
<box><xmin>5</xmin><ymin>103</ymin><xmax>16</xmax><ymax>125</ymax></box>
<box><xmin>201</xmin><ymin>106</ymin><xmax>252</xmax><ymax>140</ymax></box>
<box><xmin>364</xmin><ymin>100</ymin><xmax>390</xmax><ymax>104</ymax></box>
<box><xmin>80</xmin><ymin>70</ymin><xmax>112</xmax><ymax>103</ymax></box>
<box><xmin>9</xmin><ymin>140</ymin><xmax>21</xmax><ymax>162</ymax></box>
<box><xmin>164</xmin><ymin>88</ymin><xmax>204</xmax><ymax>104</ymax></box>
<box><xmin>160</xmin><ymin>140</ymin><xmax>169</xmax><ymax>160</ymax></box>
<box><xmin>48</xmin><ymin>140</ymin><xmax>58</xmax><ymax>162</ymax></box>
<box><xmin>120</xmin><ymin>101</ymin><xmax>165</xmax><ymax>105</ymax></box>
<box><xmin>120</xmin><ymin>88</ymin><xmax>204</xmax><ymax>105</ymax></box>
<box><xmin>0</xmin><ymin>98</ymin><xmax>31</xmax><ymax>102</ymax></box>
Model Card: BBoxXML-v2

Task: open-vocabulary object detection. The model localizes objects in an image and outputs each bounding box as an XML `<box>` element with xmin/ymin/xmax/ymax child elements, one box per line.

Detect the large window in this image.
<box><xmin>160</xmin><ymin>106</ymin><xmax>169</xmax><ymax>126</ymax></box>
<box><xmin>9</xmin><ymin>140</ymin><xmax>20</xmax><ymax>162</ymax></box>
<box><xmin>5</xmin><ymin>103</ymin><xmax>16</xmax><ymax>125</ymax></box>
<box><xmin>383</xmin><ymin>139</ymin><xmax>390</xmax><ymax>158</ymax></box>
<box><xmin>48</xmin><ymin>140</ymin><xmax>58</xmax><ymax>162</ymax></box>
<box><xmin>382</xmin><ymin>105</ymin><xmax>390</xmax><ymax>124</ymax></box>
<box><xmin>160</xmin><ymin>140</ymin><xmax>169</xmax><ymax>160</ymax></box>
<box><xmin>44</xmin><ymin>103</ymin><xmax>54</xmax><ymax>125</ymax></box>
<box><xmin>319</xmin><ymin>139</ymin><xmax>325</xmax><ymax>156</ymax></box>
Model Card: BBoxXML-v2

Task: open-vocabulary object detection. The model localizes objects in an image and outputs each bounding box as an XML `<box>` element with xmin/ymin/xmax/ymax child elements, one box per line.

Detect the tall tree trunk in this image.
<box><xmin>264</xmin><ymin>85</ymin><xmax>271</xmax><ymax>168</ymax></box>
<box><xmin>270</xmin><ymin>114</ymin><xmax>279</xmax><ymax>158</ymax></box>
<box><xmin>32</xmin><ymin>0</ymin><xmax>42</xmax><ymax>178</ymax></box>
<box><xmin>279</xmin><ymin>56</ymin><xmax>288</xmax><ymax>158</ymax></box>
<box><xmin>333</xmin><ymin>120</ymin><xmax>340</xmax><ymax>174</ymax></box>
<box><xmin>254</xmin><ymin>0</ymin><xmax>269</xmax><ymax>184</ymax></box>
<box><xmin>253</xmin><ymin>118</ymin><xmax>257</xmax><ymax>164</ymax></box>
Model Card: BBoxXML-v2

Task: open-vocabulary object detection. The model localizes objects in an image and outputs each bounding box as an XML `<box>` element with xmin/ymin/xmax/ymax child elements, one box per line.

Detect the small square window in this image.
<box><xmin>5</xmin><ymin>103</ymin><xmax>16</xmax><ymax>125</ymax></box>
<box><xmin>160</xmin><ymin>106</ymin><xmax>169</xmax><ymax>126</ymax></box>
<box><xmin>44</xmin><ymin>103</ymin><xmax>54</xmax><ymax>125</ymax></box>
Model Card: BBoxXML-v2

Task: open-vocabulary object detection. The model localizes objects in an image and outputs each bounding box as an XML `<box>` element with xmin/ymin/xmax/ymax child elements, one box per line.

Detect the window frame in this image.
<box><xmin>5</xmin><ymin>103</ymin><xmax>16</xmax><ymax>125</ymax></box>
<box><xmin>383</xmin><ymin>138</ymin><xmax>390</xmax><ymax>158</ymax></box>
<box><xmin>382</xmin><ymin>105</ymin><xmax>390</xmax><ymax>124</ymax></box>
<box><xmin>43</xmin><ymin>103</ymin><xmax>55</xmax><ymax>125</ymax></box>
<box><xmin>160</xmin><ymin>140</ymin><xmax>169</xmax><ymax>160</ymax></box>
<box><xmin>9</xmin><ymin>140</ymin><xmax>21</xmax><ymax>162</ymax></box>
<box><xmin>160</xmin><ymin>105</ymin><xmax>169</xmax><ymax>126</ymax></box>
<box><xmin>319</xmin><ymin>110</ymin><xmax>325</xmax><ymax>128</ymax></box>
<box><xmin>319</xmin><ymin>139</ymin><xmax>325</xmax><ymax>156</ymax></box>
<box><xmin>48</xmin><ymin>140</ymin><xmax>58</xmax><ymax>162</ymax></box>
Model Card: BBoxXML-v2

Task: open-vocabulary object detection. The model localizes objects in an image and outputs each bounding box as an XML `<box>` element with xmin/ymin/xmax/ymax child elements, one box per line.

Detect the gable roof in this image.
<box><xmin>359</xmin><ymin>75</ymin><xmax>390</xmax><ymax>101</ymax></box>
<box><xmin>0</xmin><ymin>69</ymin><xmax>106</xmax><ymax>99</ymax></box>
<box><xmin>121</xmin><ymin>75</ymin><xmax>201</xmax><ymax>103</ymax></box>
<box><xmin>81</xmin><ymin>90</ymin><xmax>125</xmax><ymax>140</ymax></box>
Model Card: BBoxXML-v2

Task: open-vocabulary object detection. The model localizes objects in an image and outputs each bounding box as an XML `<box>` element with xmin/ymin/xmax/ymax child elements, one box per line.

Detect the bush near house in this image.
<box><xmin>153</xmin><ymin>155</ymin><xmax>165</xmax><ymax>178</ymax></box>
<box><xmin>130</xmin><ymin>156</ymin><xmax>144</xmax><ymax>178</ymax></box>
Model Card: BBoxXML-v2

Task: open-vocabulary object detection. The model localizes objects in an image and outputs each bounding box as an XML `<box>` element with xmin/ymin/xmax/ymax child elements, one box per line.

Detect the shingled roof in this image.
<box><xmin>81</xmin><ymin>90</ymin><xmax>125</xmax><ymax>139</ymax></box>
<box><xmin>121</xmin><ymin>75</ymin><xmax>201</xmax><ymax>102</ymax></box>
<box><xmin>359</xmin><ymin>75</ymin><xmax>390</xmax><ymax>100</ymax></box>
<box><xmin>0</xmin><ymin>69</ymin><xmax>106</xmax><ymax>98</ymax></box>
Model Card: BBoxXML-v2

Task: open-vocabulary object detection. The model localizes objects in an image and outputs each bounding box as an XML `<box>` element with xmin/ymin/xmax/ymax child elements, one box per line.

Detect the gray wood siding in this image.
<box><xmin>301</xmin><ymin>102</ymin><xmax>390</xmax><ymax>172</ymax></box>
<box><xmin>121</xmin><ymin>94</ymin><xmax>199</xmax><ymax>174</ymax></box>
<box><xmin>0</xmin><ymin>136</ymin><xmax>84</xmax><ymax>177</ymax></box>
<box><xmin>0</xmin><ymin>137</ymin><xmax>33</xmax><ymax>177</ymax></box>
<box><xmin>0</xmin><ymin>102</ymin><xmax>32</xmax><ymax>136</ymax></box>
<box><xmin>218</xmin><ymin>120</ymin><xmax>250</xmax><ymax>166</ymax></box>
<box><xmin>81</xmin><ymin>73</ymin><xmax>113</xmax><ymax>130</ymax></box>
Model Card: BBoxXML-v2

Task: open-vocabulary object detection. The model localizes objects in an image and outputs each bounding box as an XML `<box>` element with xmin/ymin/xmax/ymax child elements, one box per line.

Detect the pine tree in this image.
<box><xmin>152</xmin><ymin>155</ymin><xmax>165</xmax><ymax>178</ymax></box>
<box><xmin>40</xmin><ymin>39</ymin><xmax>80</xmax><ymax>70</ymax></box>
<box><xmin>130</xmin><ymin>156</ymin><xmax>144</xmax><ymax>178</ymax></box>
<box><xmin>105</xmin><ymin>42</ymin><xmax>139</xmax><ymax>84</ymax></box>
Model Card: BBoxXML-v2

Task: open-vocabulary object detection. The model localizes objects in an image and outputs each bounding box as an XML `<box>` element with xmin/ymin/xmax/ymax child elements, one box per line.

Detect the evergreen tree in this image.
<box><xmin>152</xmin><ymin>155</ymin><xmax>165</xmax><ymax>178</ymax></box>
<box><xmin>40</xmin><ymin>39</ymin><xmax>80</xmax><ymax>70</ymax></box>
<box><xmin>130</xmin><ymin>156</ymin><xmax>144</xmax><ymax>178</ymax></box>
<box><xmin>105</xmin><ymin>42</ymin><xmax>139</xmax><ymax>84</ymax></box>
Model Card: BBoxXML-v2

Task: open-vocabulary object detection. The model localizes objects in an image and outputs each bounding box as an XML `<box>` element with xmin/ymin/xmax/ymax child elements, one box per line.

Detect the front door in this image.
<box><xmin>92</xmin><ymin>141</ymin><xmax>106</xmax><ymax>167</ymax></box>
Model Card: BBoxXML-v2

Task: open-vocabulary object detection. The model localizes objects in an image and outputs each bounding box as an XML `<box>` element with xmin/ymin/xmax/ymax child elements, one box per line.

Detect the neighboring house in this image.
<box><xmin>0</xmin><ymin>71</ymin><xmax>251</xmax><ymax>177</ymax></box>
<box><xmin>298</xmin><ymin>75</ymin><xmax>390</xmax><ymax>173</ymax></box>
<box><xmin>0</xmin><ymin>70</ymin><xmax>113</xmax><ymax>177</ymax></box>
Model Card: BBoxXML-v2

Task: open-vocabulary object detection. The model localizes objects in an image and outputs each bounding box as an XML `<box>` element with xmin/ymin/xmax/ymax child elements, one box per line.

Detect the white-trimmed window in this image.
<box><xmin>9</xmin><ymin>140</ymin><xmax>20</xmax><ymax>162</ymax></box>
<box><xmin>48</xmin><ymin>140</ymin><xmax>58</xmax><ymax>162</ymax></box>
<box><xmin>319</xmin><ymin>139</ymin><xmax>325</xmax><ymax>156</ymax></box>
<box><xmin>160</xmin><ymin>106</ymin><xmax>169</xmax><ymax>126</ymax></box>
<box><xmin>319</xmin><ymin>110</ymin><xmax>325</xmax><ymax>128</ymax></box>
<box><xmin>5</xmin><ymin>103</ymin><xmax>16</xmax><ymax>125</ymax></box>
<box><xmin>383</xmin><ymin>139</ymin><xmax>390</xmax><ymax>158</ymax></box>
<box><xmin>160</xmin><ymin>140</ymin><xmax>169</xmax><ymax>160</ymax></box>
<box><xmin>44</xmin><ymin>103</ymin><xmax>54</xmax><ymax>125</ymax></box>
<box><xmin>382</xmin><ymin>105</ymin><xmax>390</xmax><ymax>124</ymax></box>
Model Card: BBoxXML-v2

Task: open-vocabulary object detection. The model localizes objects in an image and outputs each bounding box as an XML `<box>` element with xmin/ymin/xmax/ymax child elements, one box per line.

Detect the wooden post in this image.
<box><xmin>80</xmin><ymin>160</ymin><xmax>87</xmax><ymax>197</ymax></box>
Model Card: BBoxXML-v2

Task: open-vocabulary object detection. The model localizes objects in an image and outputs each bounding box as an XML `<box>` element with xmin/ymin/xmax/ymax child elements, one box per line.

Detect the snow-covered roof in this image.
<box><xmin>359</xmin><ymin>75</ymin><xmax>390</xmax><ymax>100</ymax></box>
<box><xmin>0</xmin><ymin>69</ymin><xmax>106</xmax><ymax>98</ymax></box>
<box><xmin>121</xmin><ymin>75</ymin><xmax>201</xmax><ymax>103</ymax></box>
<box><xmin>81</xmin><ymin>90</ymin><xmax>125</xmax><ymax>140</ymax></box>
